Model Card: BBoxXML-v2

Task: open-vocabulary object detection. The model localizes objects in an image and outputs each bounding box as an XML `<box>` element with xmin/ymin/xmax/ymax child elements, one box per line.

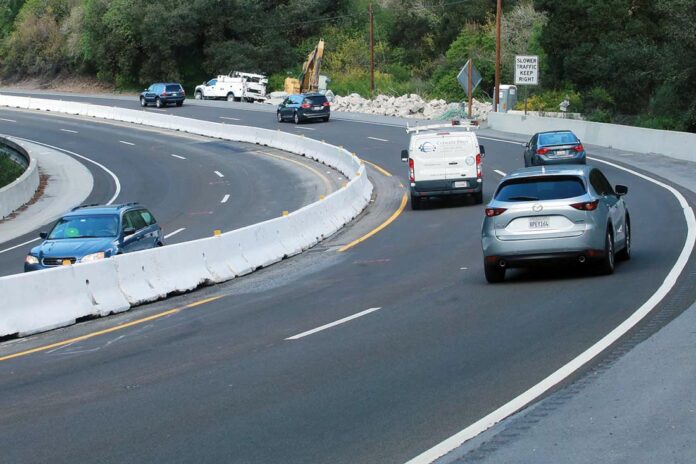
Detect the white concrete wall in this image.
<box><xmin>0</xmin><ymin>97</ymin><xmax>373</xmax><ymax>337</ymax></box>
<box><xmin>0</xmin><ymin>136</ymin><xmax>40</xmax><ymax>219</ymax></box>
<box><xmin>487</xmin><ymin>113</ymin><xmax>695</xmax><ymax>163</ymax></box>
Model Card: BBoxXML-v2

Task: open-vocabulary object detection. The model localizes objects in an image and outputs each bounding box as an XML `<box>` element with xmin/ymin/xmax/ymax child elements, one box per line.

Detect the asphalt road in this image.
<box><xmin>0</xmin><ymin>93</ymin><xmax>693</xmax><ymax>464</ymax></box>
<box><xmin>0</xmin><ymin>108</ymin><xmax>339</xmax><ymax>275</ymax></box>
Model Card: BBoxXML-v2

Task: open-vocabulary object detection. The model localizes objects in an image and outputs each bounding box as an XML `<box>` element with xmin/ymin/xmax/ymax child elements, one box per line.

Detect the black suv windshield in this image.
<box><xmin>48</xmin><ymin>215</ymin><xmax>119</xmax><ymax>239</ymax></box>
<box><xmin>495</xmin><ymin>176</ymin><xmax>586</xmax><ymax>201</ymax></box>
<box><xmin>304</xmin><ymin>95</ymin><xmax>327</xmax><ymax>105</ymax></box>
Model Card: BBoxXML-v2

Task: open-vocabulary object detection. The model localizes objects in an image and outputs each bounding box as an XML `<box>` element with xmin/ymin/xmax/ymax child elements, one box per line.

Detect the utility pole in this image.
<box><xmin>494</xmin><ymin>0</ymin><xmax>502</xmax><ymax>112</ymax></box>
<box><xmin>369</xmin><ymin>2</ymin><xmax>375</xmax><ymax>98</ymax></box>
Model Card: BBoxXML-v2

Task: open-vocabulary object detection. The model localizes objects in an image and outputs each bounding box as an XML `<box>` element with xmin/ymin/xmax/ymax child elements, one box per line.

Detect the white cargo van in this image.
<box><xmin>401</xmin><ymin>121</ymin><xmax>486</xmax><ymax>210</ymax></box>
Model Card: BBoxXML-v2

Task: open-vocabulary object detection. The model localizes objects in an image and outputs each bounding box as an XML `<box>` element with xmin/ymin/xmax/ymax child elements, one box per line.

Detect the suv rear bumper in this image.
<box><xmin>411</xmin><ymin>178</ymin><xmax>481</xmax><ymax>196</ymax></box>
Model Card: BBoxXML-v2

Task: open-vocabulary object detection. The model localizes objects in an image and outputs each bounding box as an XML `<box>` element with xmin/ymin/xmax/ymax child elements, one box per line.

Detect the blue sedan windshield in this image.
<box><xmin>48</xmin><ymin>215</ymin><xmax>119</xmax><ymax>239</ymax></box>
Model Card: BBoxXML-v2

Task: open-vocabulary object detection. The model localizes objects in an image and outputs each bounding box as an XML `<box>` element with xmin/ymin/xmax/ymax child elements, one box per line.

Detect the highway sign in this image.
<box><xmin>515</xmin><ymin>55</ymin><xmax>539</xmax><ymax>85</ymax></box>
<box><xmin>457</xmin><ymin>60</ymin><xmax>482</xmax><ymax>95</ymax></box>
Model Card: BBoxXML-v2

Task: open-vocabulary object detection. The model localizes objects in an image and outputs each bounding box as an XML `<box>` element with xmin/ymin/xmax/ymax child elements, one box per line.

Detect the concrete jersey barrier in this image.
<box><xmin>0</xmin><ymin>96</ymin><xmax>373</xmax><ymax>337</ymax></box>
<box><xmin>0</xmin><ymin>136</ymin><xmax>40</xmax><ymax>220</ymax></box>
<box><xmin>487</xmin><ymin>112</ymin><xmax>696</xmax><ymax>163</ymax></box>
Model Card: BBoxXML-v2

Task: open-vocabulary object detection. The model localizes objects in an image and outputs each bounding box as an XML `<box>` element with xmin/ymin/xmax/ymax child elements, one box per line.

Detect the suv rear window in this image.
<box><xmin>495</xmin><ymin>176</ymin><xmax>586</xmax><ymax>202</ymax></box>
<box><xmin>304</xmin><ymin>95</ymin><xmax>327</xmax><ymax>105</ymax></box>
<box><xmin>166</xmin><ymin>84</ymin><xmax>182</xmax><ymax>92</ymax></box>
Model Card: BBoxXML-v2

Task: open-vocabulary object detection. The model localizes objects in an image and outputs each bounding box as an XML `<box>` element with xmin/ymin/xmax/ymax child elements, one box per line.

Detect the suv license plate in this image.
<box><xmin>529</xmin><ymin>217</ymin><xmax>550</xmax><ymax>229</ymax></box>
<box><xmin>454</xmin><ymin>181</ymin><xmax>469</xmax><ymax>188</ymax></box>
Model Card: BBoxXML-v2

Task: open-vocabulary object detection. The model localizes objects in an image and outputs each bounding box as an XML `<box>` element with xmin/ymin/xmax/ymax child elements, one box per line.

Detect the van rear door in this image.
<box><xmin>410</xmin><ymin>134</ymin><xmax>447</xmax><ymax>181</ymax></box>
<box><xmin>440</xmin><ymin>133</ymin><xmax>478</xmax><ymax>180</ymax></box>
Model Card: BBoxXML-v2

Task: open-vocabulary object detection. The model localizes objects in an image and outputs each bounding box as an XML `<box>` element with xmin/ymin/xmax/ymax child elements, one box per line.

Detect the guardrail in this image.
<box><xmin>487</xmin><ymin>112</ymin><xmax>696</xmax><ymax>163</ymax></box>
<box><xmin>0</xmin><ymin>96</ymin><xmax>373</xmax><ymax>337</ymax></box>
<box><xmin>0</xmin><ymin>136</ymin><xmax>40</xmax><ymax>220</ymax></box>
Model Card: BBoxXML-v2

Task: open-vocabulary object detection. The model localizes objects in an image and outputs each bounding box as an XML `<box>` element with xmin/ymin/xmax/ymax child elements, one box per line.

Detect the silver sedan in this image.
<box><xmin>481</xmin><ymin>165</ymin><xmax>630</xmax><ymax>283</ymax></box>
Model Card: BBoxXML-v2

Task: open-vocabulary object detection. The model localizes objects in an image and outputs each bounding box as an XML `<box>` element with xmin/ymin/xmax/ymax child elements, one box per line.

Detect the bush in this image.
<box><xmin>582</xmin><ymin>87</ymin><xmax>614</xmax><ymax>114</ymax></box>
<box><xmin>514</xmin><ymin>89</ymin><xmax>581</xmax><ymax>112</ymax></box>
<box><xmin>587</xmin><ymin>109</ymin><xmax>612</xmax><ymax>123</ymax></box>
<box><xmin>0</xmin><ymin>155</ymin><xmax>24</xmax><ymax>188</ymax></box>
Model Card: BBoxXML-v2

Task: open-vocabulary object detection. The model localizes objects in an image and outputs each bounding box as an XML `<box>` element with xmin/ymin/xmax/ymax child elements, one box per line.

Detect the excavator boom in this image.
<box><xmin>284</xmin><ymin>39</ymin><xmax>324</xmax><ymax>94</ymax></box>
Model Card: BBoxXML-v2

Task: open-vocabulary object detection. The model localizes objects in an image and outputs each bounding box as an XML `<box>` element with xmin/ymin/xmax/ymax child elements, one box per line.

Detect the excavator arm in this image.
<box><xmin>284</xmin><ymin>39</ymin><xmax>324</xmax><ymax>94</ymax></box>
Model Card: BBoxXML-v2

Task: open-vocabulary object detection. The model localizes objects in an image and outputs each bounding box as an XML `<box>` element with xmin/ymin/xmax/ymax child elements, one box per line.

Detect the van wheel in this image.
<box><xmin>323</xmin><ymin>116</ymin><xmax>330</xmax><ymax>122</ymax></box>
<box><xmin>484</xmin><ymin>261</ymin><xmax>505</xmax><ymax>283</ymax></box>
<box><xmin>473</xmin><ymin>191</ymin><xmax>483</xmax><ymax>204</ymax></box>
<box><xmin>598</xmin><ymin>229</ymin><xmax>615</xmax><ymax>275</ymax></box>
<box><xmin>410</xmin><ymin>194</ymin><xmax>422</xmax><ymax>210</ymax></box>
<box><xmin>176</xmin><ymin>101</ymin><xmax>183</xmax><ymax>107</ymax></box>
<box><xmin>617</xmin><ymin>216</ymin><xmax>631</xmax><ymax>261</ymax></box>
<box><xmin>294</xmin><ymin>112</ymin><xmax>301</xmax><ymax>124</ymax></box>
<box><xmin>140</xmin><ymin>97</ymin><xmax>147</xmax><ymax>107</ymax></box>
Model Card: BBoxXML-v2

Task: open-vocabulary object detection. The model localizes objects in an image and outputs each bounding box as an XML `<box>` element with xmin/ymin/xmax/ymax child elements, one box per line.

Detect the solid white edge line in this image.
<box><xmin>405</xmin><ymin>157</ymin><xmax>696</xmax><ymax>464</ymax></box>
<box><xmin>171</xmin><ymin>154</ymin><xmax>186</xmax><ymax>160</ymax></box>
<box><xmin>164</xmin><ymin>228</ymin><xmax>186</xmax><ymax>240</ymax></box>
<box><xmin>119</xmin><ymin>141</ymin><xmax>135</xmax><ymax>146</ymax></box>
<box><xmin>286</xmin><ymin>307</ymin><xmax>382</xmax><ymax>340</ymax></box>
<box><xmin>368</xmin><ymin>136</ymin><xmax>389</xmax><ymax>142</ymax></box>
<box><xmin>0</xmin><ymin>118</ymin><xmax>16</xmax><ymax>122</ymax></box>
<box><xmin>214</xmin><ymin>171</ymin><xmax>224</xmax><ymax>178</ymax></box>
<box><xmin>0</xmin><ymin>237</ymin><xmax>41</xmax><ymax>255</ymax></box>
<box><xmin>13</xmin><ymin>137</ymin><xmax>121</xmax><ymax>205</ymax></box>
<box><xmin>221</xmin><ymin>194</ymin><xmax>230</xmax><ymax>204</ymax></box>
<box><xmin>493</xmin><ymin>169</ymin><xmax>506</xmax><ymax>176</ymax></box>
<box><xmin>60</xmin><ymin>129</ymin><xmax>78</xmax><ymax>133</ymax></box>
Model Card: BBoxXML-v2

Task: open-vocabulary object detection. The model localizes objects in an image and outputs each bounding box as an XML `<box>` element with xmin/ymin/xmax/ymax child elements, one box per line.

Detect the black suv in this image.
<box><xmin>277</xmin><ymin>93</ymin><xmax>330</xmax><ymax>124</ymax></box>
<box><xmin>140</xmin><ymin>83</ymin><xmax>186</xmax><ymax>108</ymax></box>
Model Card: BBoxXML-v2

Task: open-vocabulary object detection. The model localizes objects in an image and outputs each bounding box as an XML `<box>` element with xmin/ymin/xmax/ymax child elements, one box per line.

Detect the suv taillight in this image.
<box><xmin>485</xmin><ymin>207</ymin><xmax>507</xmax><ymax>217</ymax></box>
<box><xmin>409</xmin><ymin>158</ymin><xmax>414</xmax><ymax>182</ymax></box>
<box><xmin>570</xmin><ymin>200</ymin><xmax>599</xmax><ymax>211</ymax></box>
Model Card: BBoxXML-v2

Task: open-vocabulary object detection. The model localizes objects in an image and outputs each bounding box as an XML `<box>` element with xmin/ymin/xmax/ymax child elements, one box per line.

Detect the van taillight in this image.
<box><xmin>323</xmin><ymin>101</ymin><xmax>330</xmax><ymax>107</ymax></box>
<box><xmin>409</xmin><ymin>158</ymin><xmax>414</xmax><ymax>182</ymax></box>
<box><xmin>485</xmin><ymin>207</ymin><xmax>506</xmax><ymax>217</ymax></box>
<box><xmin>476</xmin><ymin>153</ymin><xmax>482</xmax><ymax>178</ymax></box>
<box><xmin>301</xmin><ymin>103</ymin><xmax>311</xmax><ymax>108</ymax></box>
<box><xmin>570</xmin><ymin>200</ymin><xmax>599</xmax><ymax>211</ymax></box>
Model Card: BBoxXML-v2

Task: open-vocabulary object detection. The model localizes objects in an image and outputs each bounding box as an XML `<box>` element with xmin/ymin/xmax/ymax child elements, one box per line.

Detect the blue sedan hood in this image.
<box><xmin>32</xmin><ymin>238</ymin><xmax>116</xmax><ymax>259</ymax></box>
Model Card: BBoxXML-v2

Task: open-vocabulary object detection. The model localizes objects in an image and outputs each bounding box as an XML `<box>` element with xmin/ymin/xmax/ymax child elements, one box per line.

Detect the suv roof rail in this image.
<box><xmin>71</xmin><ymin>203</ymin><xmax>101</xmax><ymax>211</ymax></box>
<box><xmin>406</xmin><ymin>119</ymin><xmax>479</xmax><ymax>134</ymax></box>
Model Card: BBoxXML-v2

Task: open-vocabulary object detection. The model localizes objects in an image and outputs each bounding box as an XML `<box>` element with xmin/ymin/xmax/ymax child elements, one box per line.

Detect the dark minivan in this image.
<box><xmin>277</xmin><ymin>93</ymin><xmax>330</xmax><ymax>124</ymax></box>
<box><xmin>140</xmin><ymin>83</ymin><xmax>186</xmax><ymax>108</ymax></box>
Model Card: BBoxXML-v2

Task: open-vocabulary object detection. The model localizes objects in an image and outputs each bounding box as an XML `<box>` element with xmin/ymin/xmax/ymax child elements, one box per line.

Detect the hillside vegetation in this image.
<box><xmin>0</xmin><ymin>0</ymin><xmax>693</xmax><ymax>132</ymax></box>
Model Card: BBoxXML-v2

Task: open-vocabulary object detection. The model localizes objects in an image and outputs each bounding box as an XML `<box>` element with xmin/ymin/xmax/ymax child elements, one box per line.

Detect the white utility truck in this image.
<box><xmin>194</xmin><ymin>71</ymin><xmax>268</xmax><ymax>102</ymax></box>
<box><xmin>401</xmin><ymin>120</ymin><xmax>486</xmax><ymax>210</ymax></box>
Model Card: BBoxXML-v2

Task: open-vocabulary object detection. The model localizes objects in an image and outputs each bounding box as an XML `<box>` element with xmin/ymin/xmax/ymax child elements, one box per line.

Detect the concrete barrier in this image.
<box><xmin>487</xmin><ymin>112</ymin><xmax>696</xmax><ymax>163</ymax></box>
<box><xmin>0</xmin><ymin>136</ymin><xmax>40</xmax><ymax>219</ymax></box>
<box><xmin>0</xmin><ymin>96</ymin><xmax>373</xmax><ymax>338</ymax></box>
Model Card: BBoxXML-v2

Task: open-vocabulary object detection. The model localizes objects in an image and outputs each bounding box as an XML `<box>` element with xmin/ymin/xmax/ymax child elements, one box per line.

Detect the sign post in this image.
<box><xmin>457</xmin><ymin>60</ymin><xmax>482</xmax><ymax>119</ymax></box>
<box><xmin>514</xmin><ymin>55</ymin><xmax>539</xmax><ymax>115</ymax></box>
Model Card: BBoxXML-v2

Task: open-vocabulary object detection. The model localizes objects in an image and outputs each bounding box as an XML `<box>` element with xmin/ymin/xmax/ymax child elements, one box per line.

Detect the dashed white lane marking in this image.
<box><xmin>171</xmin><ymin>154</ymin><xmax>186</xmax><ymax>160</ymax></box>
<box><xmin>494</xmin><ymin>169</ymin><xmax>507</xmax><ymax>176</ymax></box>
<box><xmin>119</xmin><ymin>141</ymin><xmax>135</xmax><ymax>146</ymax></box>
<box><xmin>214</xmin><ymin>171</ymin><xmax>224</xmax><ymax>178</ymax></box>
<box><xmin>0</xmin><ymin>237</ymin><xmax>40</xmax><ymax>255</ymax></box>
<box><xmin>220</xmin><ymin>116</ymin><xmax>240</xmax><ymax>121</ymax></box>
<box><xmin>286</xmin><ymin>307</ymin><xmax>382</xmax><ymax>340</ymax></box>
<box><xmin>294</xmin><ymin>126</ymin><xmax>316</xmax><ymax>131</ymax></box>
<box><xmin>221</xmin><ymin>194</ymin><xmax>230</xmax><ymax>204</ymax></box>
<box><xmin>478</xmin><ymin>136</ymin><xmax>526</xmax><ymax>146</ymax></box>
<box><xmin>0</xmin><ymin>118</ymin><xmax>16</xmax><ymax>122</ymax></box>
<box><xmin>164</xmin><ymin>228</ymin><xmax>186</xmax><ymax>239</ymax></box>
<box><xmin>60</xmin><ymin>129</ymin><xmax>78</xmax><ymax>134</ymax></box>
<box><xmin>405</xmin><ymin>157</ymin><xmax>696</xmax><ymax>464</ymax></box>
<box><xmin>368</xmin><ymin>136</ymin><xmax>389</xmax><ymax>142</ymax></box>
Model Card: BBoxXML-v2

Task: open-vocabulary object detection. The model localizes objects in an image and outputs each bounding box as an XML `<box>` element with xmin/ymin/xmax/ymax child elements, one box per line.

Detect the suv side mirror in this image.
<box><xmin>39</xmin><ymin>232</ymin><xmax>47</xmax><ymax>239</ymax></box>
<box><xmin>400</xmin><ymin>149</ymin><xmax>409</xmax><ymax>162</ymax></box>
<box><xmin>123</xmin><ymin>227</ymin><xmax>136</xmax><ymax>237</ymax></box>
<box><xmin>615</xmin><ymin>185</ymin><xmax>628</xmax><ymax>196</ymax></box>
<box><xmin>479</xmin><ymin>145</ymin><xmax>486</xmax><ymax>157</ymax></box>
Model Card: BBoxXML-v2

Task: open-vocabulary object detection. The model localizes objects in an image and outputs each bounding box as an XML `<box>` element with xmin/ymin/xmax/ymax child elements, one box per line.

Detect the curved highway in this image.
<box><xmin>0</xmin><ymin>94</ymin><xmax>693</xmax><ymax>464</ymax></box>
<box><xmin>0</xmin><ymin>108</ymin><xmax>339</xmax><ymax>275</ymax></box>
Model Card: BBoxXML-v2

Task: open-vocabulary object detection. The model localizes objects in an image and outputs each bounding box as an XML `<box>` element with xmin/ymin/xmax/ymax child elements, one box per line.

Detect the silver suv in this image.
<box><xmin>481</xmin><ymin>166</ymin><xmax>630</xmax><ymax>283</ymax></box>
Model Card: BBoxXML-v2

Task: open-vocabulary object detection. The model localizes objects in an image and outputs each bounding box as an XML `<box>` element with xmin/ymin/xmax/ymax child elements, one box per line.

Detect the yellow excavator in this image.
<box><xmin>284</xmin><ymin>39</ymin><xmax>324</xmax><ymax>94</ymax></box>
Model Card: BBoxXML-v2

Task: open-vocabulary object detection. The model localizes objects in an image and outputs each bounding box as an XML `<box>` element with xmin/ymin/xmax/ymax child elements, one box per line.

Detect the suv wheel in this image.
<box><xmin>484</xmin><ymin>261</ymin><xmax>506</xmax><ymax>283</ymax></box>
<box><xmin>617</xmin><ymin>216</ymin><xmax>631</xmax><ymax>261</ymax></box>
<box><xmin>155</xmin><ymin>98</ymin><xmax>163</xmax><ymax>108</ymax></box>
<box><xmin>140</xmin><ymin>97</ymin><xmax>147</xmax><ymax>107</ymax></box>
<box><xmin>598</xmin><ymin>229</ymin><xmax>615</xmax><ymax>275</ymax></box>
<box><xmin>294</xmin><ymin>112</ymin><xmax>301</xmax><ymax>124</ymax></box>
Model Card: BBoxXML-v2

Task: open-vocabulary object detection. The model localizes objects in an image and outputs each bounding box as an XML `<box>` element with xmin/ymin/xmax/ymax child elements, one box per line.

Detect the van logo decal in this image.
<box><xmin>465</xmin><ymin>156</ymin><xmax>475</xmax><ymax>166</ymax></box>
<box><xmin>418</xmin><ymin>142</ymin><xmax>437</xmax><ymax>153</ymax></box>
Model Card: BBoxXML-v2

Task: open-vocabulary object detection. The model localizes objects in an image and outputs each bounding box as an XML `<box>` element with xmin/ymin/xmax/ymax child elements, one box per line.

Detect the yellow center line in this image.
<box><xmin>364</xmin><ymin>160</ymin><xmax>392</xmax><ymax>177</ymax></box>
<box><xmin>0</xmin><ymin>295</ymin><xmax>223</xmax><ymax>363</ymax></box>
<box><xmin>256</xmin><ymin>150</ymin><xmax>333</xmax><ymax>196</ymax></box>
<box><xmin>339</xmin><ymin>193</ymin><xmax>408</xmax><ymax>252</ymax></box>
